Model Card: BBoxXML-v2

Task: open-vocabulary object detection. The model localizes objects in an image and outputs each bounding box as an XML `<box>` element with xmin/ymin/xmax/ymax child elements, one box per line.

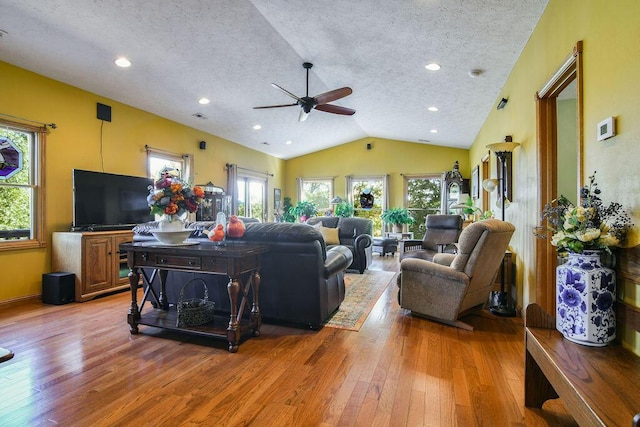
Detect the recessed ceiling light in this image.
<box><xmin>285</xmin><ymin>140</ymin><xmax>293</xmax><ymax>145</ymax></box>
<box><xmin>425</xmin><ymin>63</ymin><xmax>441</xmax><ymax>71</ymax></box>
<box><xmin>430</xmin><ymin>129</ymin><xmax>438</xmax><ymax>133</ymax></box>
<box><xmin>198</xmin><ymin>98</ymin><xmax>210</xmax><ymax>105</ymax></box>
<box><xmin>114</xmin><ymin>57</ymin><xmax>131</xmax><ymax>68</ymax></box>
<box><xmin>428</xmin><ymin>106</ymin><xmax>439</xmax><ymax>112</ymax></box>
<box><xmin>253</xmin><ymin>124</ymin><xmax>262</xmax><ymax>130</ymax></box>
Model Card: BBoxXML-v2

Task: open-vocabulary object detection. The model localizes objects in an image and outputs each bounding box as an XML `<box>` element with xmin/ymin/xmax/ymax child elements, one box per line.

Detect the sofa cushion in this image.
<box><xmin>312</xmin><ymin>222</ymin><xmax>340</xmax><ymax>245</ymax></box>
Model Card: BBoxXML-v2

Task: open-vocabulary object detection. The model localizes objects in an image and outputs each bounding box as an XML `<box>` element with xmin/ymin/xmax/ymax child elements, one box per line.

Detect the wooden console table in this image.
<box><xmin>120</xmin><ymin>241</ymin><xmax>268</xmax><ymax>352</ymax></box>
<box><xmin>525</xmin><ymin>303</ymin><xmax>640</xmax><ymax>426</ymax></box>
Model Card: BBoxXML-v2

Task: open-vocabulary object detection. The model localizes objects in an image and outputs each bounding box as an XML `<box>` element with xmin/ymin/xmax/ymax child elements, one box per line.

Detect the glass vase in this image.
<box><xmin>556</xmin><ymin>250</ymin><xmax>616</xmax><ymax>346</ymax></box>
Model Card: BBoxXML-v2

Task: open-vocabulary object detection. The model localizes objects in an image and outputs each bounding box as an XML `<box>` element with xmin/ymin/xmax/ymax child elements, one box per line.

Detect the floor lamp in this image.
<box><xmin>486</xmin><ymin>136</ymin><xmax>519</xmax><ymax>317</ymax></box>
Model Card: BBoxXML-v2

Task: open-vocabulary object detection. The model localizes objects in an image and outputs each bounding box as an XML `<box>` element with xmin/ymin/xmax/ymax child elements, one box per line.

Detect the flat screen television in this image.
<box><xmin>72</xmin><ymin>169</ymin><xmax>154</xmax><ymax>231</ymax></box>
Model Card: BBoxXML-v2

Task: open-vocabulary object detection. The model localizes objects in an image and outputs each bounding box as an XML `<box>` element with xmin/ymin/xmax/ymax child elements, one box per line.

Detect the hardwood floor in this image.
<box><xmin>0</xmin><ymin>255</ymin><xmax>576</xmax><ymax>426</ymax></box>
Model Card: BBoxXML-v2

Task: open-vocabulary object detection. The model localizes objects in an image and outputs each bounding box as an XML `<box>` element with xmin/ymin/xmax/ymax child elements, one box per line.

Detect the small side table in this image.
<box><xmin>385</xmin><ymin>231</ymin><xmax>414</xmax><ymax>240</ymax></box>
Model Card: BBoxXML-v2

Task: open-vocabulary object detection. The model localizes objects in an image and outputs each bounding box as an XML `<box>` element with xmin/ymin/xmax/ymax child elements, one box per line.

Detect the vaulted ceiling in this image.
<box><xmin>0</xmin><ymin>0</ymin><xmax>548</xmax><ymax>159</ymax></box>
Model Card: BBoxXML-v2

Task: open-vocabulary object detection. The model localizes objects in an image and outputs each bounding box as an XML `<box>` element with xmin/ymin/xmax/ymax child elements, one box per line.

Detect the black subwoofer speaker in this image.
<box><xmin>42</xmin><ymin>272</ymin><xmax>75</xmax><ymax>305</ymax></box>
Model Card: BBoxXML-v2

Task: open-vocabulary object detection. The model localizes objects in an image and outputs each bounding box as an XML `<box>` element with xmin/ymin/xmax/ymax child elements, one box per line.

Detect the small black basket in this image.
<box><xmin>176</xmin><ymin>278</ymin><xmax>215</xmax><ymax>327</ymax></box>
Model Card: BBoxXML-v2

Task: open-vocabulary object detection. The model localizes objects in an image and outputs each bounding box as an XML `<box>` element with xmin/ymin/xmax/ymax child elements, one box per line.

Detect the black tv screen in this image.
<box><xmin>72</xmin><ymin>169</ymin><xmax>154</xmax><ymax>230</ymax></box>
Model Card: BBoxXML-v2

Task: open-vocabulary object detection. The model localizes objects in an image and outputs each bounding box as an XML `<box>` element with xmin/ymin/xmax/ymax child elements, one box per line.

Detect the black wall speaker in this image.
<box><xmin>366</xmin><ymin>143</ymin><xmax>372</xmax><ymax>150</ymax></box>
<box><xmin>97</xmin><ymin>103</ymin><xmax>112</xmax><ymax>122</ymax></box>
<box><xmin>42</xmin><ymin>272</ymin><xmax>75</xmax><ymax>305</ymax></box>
<box><xmin>199</xmin><ymin>140</ymin><xmax>207</xmax><ymax>150</ymax></box>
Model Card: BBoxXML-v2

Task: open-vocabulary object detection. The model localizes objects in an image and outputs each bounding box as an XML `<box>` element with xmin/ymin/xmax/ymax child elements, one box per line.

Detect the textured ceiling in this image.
<box><xmin>0</xmin><ymin>0</ymin><xmax>548</xmax><ymax>159</ymax></box>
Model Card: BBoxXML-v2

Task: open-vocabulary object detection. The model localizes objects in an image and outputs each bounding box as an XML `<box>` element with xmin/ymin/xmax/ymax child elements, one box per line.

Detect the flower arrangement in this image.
<box><xmin>540</xmin><ymin>172</ymin><xmax>632</xmax><ymax>254</ymax></box>
<box><xmin>147</xmin><ymin>167</ymin><xmax>205</xmax><ymax>220</ymax></box>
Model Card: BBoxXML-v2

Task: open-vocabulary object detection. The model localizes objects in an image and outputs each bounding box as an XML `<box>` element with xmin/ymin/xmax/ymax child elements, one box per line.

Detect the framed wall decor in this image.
<box><xmin>274</xmin><ymin>188</ymin><xmax>281</xmax><ymax>210</ymax></box>
<box><xmin>471</xmin><ymin>165</ymin><xmax>480</xmax><ymax>200</ymax></box>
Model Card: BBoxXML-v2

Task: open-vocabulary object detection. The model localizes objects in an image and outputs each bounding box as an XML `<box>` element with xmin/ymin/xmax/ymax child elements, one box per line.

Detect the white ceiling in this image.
<box><xmin>0</xmin><ymin>0</ymin><xmax>548</xmax><ymax>159</ymax></box>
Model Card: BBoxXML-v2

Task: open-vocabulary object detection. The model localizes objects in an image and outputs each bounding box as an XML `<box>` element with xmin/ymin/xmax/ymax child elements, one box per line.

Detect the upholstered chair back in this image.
<box><xmin>422</xmin><ymin>214</ymin><xmax>463</xmax><ymax>250</ymax></box>
<box><xmin>449</xmin><ymin>219</ymin><xmax>515</xmax><ymax>312</ymax></box>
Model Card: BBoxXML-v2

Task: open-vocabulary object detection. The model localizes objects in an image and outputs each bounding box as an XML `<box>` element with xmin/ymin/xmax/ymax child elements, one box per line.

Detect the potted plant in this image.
<box><xmin>280</xmin><ymin>197</ymin><xmax>296</xmax><ymax>223</ymax></box>
<box><xmin>292</xmin><ymin>201</ymin><xmax>318</xmax><ymax>222</ymax></box>
<box><xmin>334</xmin><ymin>201</ymin><xmax>354</xmax><ymax>218</ymax></box>
<box><xmin>381</xmin><ymin>207</ymin><xmax>414</xmax><ymax>232</ymax></box>
<box><xmin>461</xmin><ymin>197</ymin><xmax>481</xmax><ymax>221</ymax></box>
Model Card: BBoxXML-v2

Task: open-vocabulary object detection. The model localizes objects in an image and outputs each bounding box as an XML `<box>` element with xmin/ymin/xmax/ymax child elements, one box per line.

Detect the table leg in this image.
<box><xmin>251</xmin><ymin>271</ymin><xmax>262</xmax><ymax>337</ymax></box>
<box><xmin>227</xmin><ymin>277</ymin><xmax>240</xmax><ymax>353</ymax></box>
<box><xmin>127</xmin><ymin>267</ymin><xmax>141</xmax><ymax>334</ymax></box>
<box><xmin>158</xmin><ymin>269</ymin><xmax>169</xmax><ymax>310</ymax></box>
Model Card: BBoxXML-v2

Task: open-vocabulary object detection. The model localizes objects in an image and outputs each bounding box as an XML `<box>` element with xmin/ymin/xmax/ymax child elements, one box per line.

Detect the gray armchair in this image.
<box><xmin>399</xmin><ymin>214</ymin><xmax>463</xmax><ymax>262</ymax></box>
<box><xmin>398</xmin><ymin>219</ymin><xmax>515</xmax><ymax>330</ymax></box>
<box><xmin>306</xmin><ymin>216</ymin><xmax>373</xmax><ymax>274</ymax></box>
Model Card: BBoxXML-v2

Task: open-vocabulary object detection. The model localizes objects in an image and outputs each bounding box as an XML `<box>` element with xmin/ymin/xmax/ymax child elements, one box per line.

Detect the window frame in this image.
<box><xmin>297</xmin><ymin>177</ymin><xmax>335</xmax><ymax>213</ymax></box>
<box><xmin>0</xmin><ymin>118</ymin><xmax>46</xmax><ymax>251</ymax></box>
<box><xmin>403</xmin><ymin>173</ymin><xmax>443</xmax><ymax>239</ymax></box>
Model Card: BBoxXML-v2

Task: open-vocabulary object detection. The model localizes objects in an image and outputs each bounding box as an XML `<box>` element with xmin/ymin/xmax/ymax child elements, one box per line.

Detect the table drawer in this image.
<box><xmin>154</xmin><ymin>254</ymin><xmax>202</xmax><ymax>269</ymax></box>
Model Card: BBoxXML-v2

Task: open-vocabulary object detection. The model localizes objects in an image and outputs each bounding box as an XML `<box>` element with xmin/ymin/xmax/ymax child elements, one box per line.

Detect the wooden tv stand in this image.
<box><xmin>52</xmin><ymin>230</ymin><xmax>133</xmax><ymax>302</ymax></box>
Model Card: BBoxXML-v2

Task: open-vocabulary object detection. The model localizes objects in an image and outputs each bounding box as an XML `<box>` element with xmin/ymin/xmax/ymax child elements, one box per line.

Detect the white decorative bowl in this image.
<box><xmin>150</xmin><ymin>229</ymin><xmax>192</xmax><ymax>245</ymax></box>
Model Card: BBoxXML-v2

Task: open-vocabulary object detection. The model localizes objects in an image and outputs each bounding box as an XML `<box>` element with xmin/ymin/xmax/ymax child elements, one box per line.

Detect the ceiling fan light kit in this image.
<box><xmin>254</xmin><ymin>62</ymin><xmax>355</xmax><ymax>122</ymax></box>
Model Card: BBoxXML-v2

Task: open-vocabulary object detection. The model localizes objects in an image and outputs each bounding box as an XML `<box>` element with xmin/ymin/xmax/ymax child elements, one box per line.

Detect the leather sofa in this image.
<box><xmin>133</xmin><ymin>221</ymin><xmax>353</xmax><ymax>328</ymax></box>
<box><xmin>306</xmin><ymin>216</ymin><xmax>373</xmax><ymax>273</ymax></box>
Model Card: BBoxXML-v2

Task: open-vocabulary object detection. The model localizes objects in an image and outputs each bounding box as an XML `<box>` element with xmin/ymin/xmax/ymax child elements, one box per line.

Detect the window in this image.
<box><xmin>404</xmin><ymin>174</ymin><xmax>442</xmax><ymax>239</ymax></box>
<box><xmin>236</xmin><ymin>176</ymin><xmax>266</xmax><ymax>221</ymax></box>
<box><xmin>0</xmin><ymin>119</ymin><xmax>46</xmax><ymax>250</ymax></box>
<box><xmin>348</xmin><ymin>176</ymin><xmax>387</xmax><ymax>236</ymax></box>
<box><xmin>146</xmin><ymin>147</ymin><xmax>190</xmax><ymax>181</ymax></box>
<box><xmin>298</xmin><ymin>178</ymin><xmax>334</xmax><ymax>214</ymax></box>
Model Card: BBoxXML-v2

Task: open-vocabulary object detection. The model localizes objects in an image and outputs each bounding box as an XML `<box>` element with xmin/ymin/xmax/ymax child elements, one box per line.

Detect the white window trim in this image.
<box><xmin>0</xmin><ymin>118</ymin><xmax>46</xmax><ymax>251</ymax></box>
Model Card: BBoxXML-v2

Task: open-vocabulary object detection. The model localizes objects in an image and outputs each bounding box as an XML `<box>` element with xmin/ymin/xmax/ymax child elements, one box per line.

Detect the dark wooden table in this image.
<box><xmin>120</xmin><ymin>241</ymin><xmax>269</xmax><ymax>352</ymax></box>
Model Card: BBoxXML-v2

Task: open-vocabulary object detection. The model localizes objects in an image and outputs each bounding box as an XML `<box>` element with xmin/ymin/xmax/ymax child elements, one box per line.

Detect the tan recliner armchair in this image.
<box><xmin>398</xmin><ymin>219</ymin><xmax>515</xmax><ymax>330</ymax></box>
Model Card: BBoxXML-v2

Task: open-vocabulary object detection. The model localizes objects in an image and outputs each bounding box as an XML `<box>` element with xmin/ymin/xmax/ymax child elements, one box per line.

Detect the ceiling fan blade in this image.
<box><xmin>314</xmin><ymin>87</ymin><xmax>353</xmax><ymax>105</ymax></box>
<box><xmin>253</xmin><ymin>103</ymin><xmax>298</xmax><ymax>109</ymax></box>
<box><xmin>298</xmin><ymin>108</ymin><xmax>310</xmax><ymax>122</ymax></box>
<box><xmin>272</xmin><ymin>83</ymin><xmax>302</xmax><ymax>102</ymax></box>
<box><xmin>315</xmin><ymin>103</ymin><xmax>356</xmax><ymax>116</ymax></box>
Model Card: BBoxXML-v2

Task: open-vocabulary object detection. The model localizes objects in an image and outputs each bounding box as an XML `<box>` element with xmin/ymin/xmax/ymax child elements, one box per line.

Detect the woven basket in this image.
<box><xmin>176</xmin><ymin>278</ymin><xmax>215</xmax><ymax>327</ymax></box>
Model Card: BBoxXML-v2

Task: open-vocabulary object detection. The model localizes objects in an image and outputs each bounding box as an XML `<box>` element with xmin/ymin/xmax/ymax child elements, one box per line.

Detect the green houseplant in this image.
<box><xmin>381</xmin><ymin>207</ymin><xmax>414</xmax><ymax>232</ymax></box>
<box><xmin>292</xmin><ymin>201</ymin><xmax>318</xmax><ymax>222</ymax></box>
<box><xmin>334</xmin><ymin>201</ymin><xmax>354</xmax><ymax>218</ymax></box>
<box><xmin>280</xmin><ymin>197</ymin><xmax>296</xmax><ymax>223</ymax></box>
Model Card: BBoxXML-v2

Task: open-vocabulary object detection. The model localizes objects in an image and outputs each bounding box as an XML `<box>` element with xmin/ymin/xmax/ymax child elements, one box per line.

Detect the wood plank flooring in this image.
<box><xmin>0</xmin><ymin>255</ymin><xmax>577</xmax><ymax>426</ymax></box>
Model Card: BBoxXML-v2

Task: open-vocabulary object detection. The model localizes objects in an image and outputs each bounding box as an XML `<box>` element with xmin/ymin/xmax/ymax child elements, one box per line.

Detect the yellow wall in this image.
<box><xmin>0</xmin><ymin>61</ymin><xmax>284</xmax><ymax>303</ymax></box>
<box><xmin>285</xmin><ymin>136</ymin><xmax>469</xmax><ymax>207</ymax></box>
<box><xmin>469</xmin><ymin>0</ymin><xmax>640</xmax><ymax>351</ymax></box>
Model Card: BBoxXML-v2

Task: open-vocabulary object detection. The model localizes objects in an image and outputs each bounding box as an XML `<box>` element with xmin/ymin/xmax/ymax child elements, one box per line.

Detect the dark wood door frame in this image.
<box><xmin>535</xmin><ymin>41</ymin><xmax>583</xmax><ymax>315</ymax></box>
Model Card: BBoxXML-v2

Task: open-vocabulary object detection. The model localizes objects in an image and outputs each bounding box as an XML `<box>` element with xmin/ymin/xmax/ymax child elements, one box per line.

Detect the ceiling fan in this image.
<box><xmin>253</xmin><ymin>62</ymin><xmax>355</xmax><ymax>122</ymax></box>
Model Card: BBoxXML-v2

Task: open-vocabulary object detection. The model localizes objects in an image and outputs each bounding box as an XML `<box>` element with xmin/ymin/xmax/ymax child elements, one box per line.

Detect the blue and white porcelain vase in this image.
<box><xmin>556</xmin><ymin>250</ymin><xmax>616</xmax><ymax>346</ymax></box>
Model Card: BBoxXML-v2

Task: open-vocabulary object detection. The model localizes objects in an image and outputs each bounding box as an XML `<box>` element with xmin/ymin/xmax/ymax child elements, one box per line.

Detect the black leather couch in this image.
<box><xmin>306</xmin><ymin>216</ymin><xmax>373</xmax><ymax>274</ymax></box>
<box><xmin>133</xmin><ymin>221</ymin><xmax>353</xmax><ymax>328</ymax></box>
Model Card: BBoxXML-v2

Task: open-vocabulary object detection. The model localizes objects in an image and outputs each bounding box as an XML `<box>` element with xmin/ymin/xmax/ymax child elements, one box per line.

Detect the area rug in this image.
<box><xmin>324</xmin><ymin>270</ymin><xmax>396</xmax><ymax>331</ymax></box>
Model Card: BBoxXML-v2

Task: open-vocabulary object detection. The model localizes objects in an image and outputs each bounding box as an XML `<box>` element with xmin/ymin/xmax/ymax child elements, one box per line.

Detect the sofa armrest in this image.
<box><xmin>354</xmin><ymin>233</ymin><xmax>372</xmax><ymax>250</ymax></box>
<box><xmin>324</xmin><ymin>245</ymin><xmax>354</xmax><ymax>278</ymax></box>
